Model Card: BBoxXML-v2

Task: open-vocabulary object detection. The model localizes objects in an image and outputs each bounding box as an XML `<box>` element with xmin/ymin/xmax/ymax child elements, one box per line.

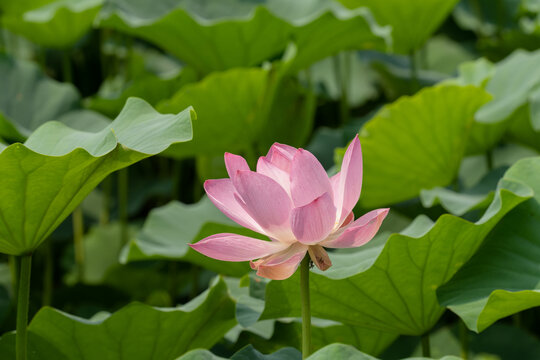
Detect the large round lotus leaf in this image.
<box><xmin>158</xmin><ymin>65</ymin><xmax>314</xmax><ymax>159</ymax></box>
<box><xmin>453</xmin><ymin>0</ymin><xmax>523</xmax><ymax>37</ymax></box>
<box><xmin>0</xmin><ymin>0</ymin><xmax>54</xmax><ymax>15</ymax></box>
<box><xmin>260</xmin><ymin>173</ymin><xmax>532</xmax><ymax>335</ymax></box>
<box><xmin>438</xmin><ymin>157</ymin><xmax>540</xmax><ymax>333</ymax></box>
<box><xmin>475</xmin><ymin>49</ymin><xmax>540</xmax><ymax>126</ymax></box>
<box><xmin>97</xmin><ymin>0</ymin><xmax>390</xmax><ymax>74</ymax></box>
<box><xmin>2</xmin><ymin>0</ymin><xmax>103</xmax><ymax>48</ymax></box>
<box><xmin>0</xmin><ymin>55</ymin><xmax>80</xmax><ymax>142</ymax></box>
<box><xmin>0</xmin><ymin>278</ymin><xmax>236</xmax><ymax>359</ymax></box>
<box><xmin>0</xmin><ymin>98</ymin><xmax>193</xmax><ymax>255</ymax></box>
<box><xmin>339</xmin><ymin>84</ymin><xmax>490</xmax><ymax>209</ymax></box>
<box><xmin>121</xmin><ymin>198</ymin><xmax>262</xmax><ymax>276</ymax></box>
<box><xmin>339</xmin><ymin>0</ymin><xmax>460</xmax><ymax>53</ymax></box>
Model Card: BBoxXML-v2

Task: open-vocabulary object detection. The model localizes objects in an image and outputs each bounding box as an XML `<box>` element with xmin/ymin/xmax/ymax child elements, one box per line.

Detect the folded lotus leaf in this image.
<box><xmin>0</xmin><ymin>97</ymin><xmax>193</xmax><ymax>255</ymax></box>
<box><xmin>438</xmin><ymin>157</ymin><xmax>540</xmax><ymax>333</ymax></box>
<box><xmin>3</xmin><ymin>0</ymin><xmax>103</xmax><ymax>48</ymax></box>
<box><xmin>97</xmin><ymin>0</ymin><xmax>390</xmax><ymax>74</ymax></box>
<box><xmin>261</xmin><ymin>169</ymin><xmax>532</xmax><ymax>335</ymax></box>
<box><xmin>0</xmin><ymin>278</ymin><xmax>235</xmax><ymax>360</ymax></box>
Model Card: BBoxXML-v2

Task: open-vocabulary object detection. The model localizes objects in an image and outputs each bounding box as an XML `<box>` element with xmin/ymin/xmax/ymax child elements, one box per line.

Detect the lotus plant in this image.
<box><xmin>191</xmin><ymin>135</ymin><xmax>388</xmax><ymax>358</ymax></box>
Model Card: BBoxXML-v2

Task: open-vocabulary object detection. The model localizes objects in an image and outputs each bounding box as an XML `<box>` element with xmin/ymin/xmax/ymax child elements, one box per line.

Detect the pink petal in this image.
<box><xmin>233</xmin><ymin>171</ymin><xmax>294</xmax><ymax>241</ymax></box>
<box><xmin>340</xmin><ymin>211</ymin><xmax>355</xmax><ymax>228</ymax></box>
<box><xmin>290</xmin><ymin>149</ymin><xmax>333</xmax><ymax>207</ymax></box>
<box><xmin>224</xmin><ymin>153</ymin><xmax>250</xmax><ymax>179</ymax></box>
<box><xmin>322</xmin><ymin>208</ymin><xmax>389</xmax><ymax>248</ymax></box>
<box><xmin>290</xmin><ymin>192</ymin><xmax>336</xmax><ymax>245</ymax></box>
<box><xmin>189</xmin><ymin>233</ymin><xmax>287</xmax><ymax>261</ymax></box>
<box><xmin>333</xmin><ymin>135</ymin><xmax>363</xmax><ymax>225</ymax></box>
<box><xmin>308</xmin><ymin>245</ymin><xmax>332</xmax><ymax>271</ymax></box>
<box><xmin>204</xmin><ymin>179</ymin><xmax>263</xmax><ymax>233</ymax></box>
<box><xmin>265</xmin><ymin>143</ymin><xmax>297</xmax><ymax>172</ymax></box>
<box><xmin>256</xmin><ymin>156</ymin><xmax>291</xmax><ymax>195</ymax></box>
<box><xmin>252</xmin><ymin>243</ymin><xmax>308</xmax><ymax>280</ymax></box>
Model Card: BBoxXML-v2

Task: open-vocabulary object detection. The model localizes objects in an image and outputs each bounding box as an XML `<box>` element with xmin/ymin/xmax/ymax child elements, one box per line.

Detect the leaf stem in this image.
<box><xmin>16</xmin><ymin>254</ymin><xmax>32</xmax><ymax>360</ymax></box>
<box><xmin>421</xmin><ymin>332</ymin><xmax>431</xmax><ymax>358</ymax></box>
<box><xmin>9</xmin><ymin>255</ymin><xmax>19</xmax><ymax>300</ymax></box>
<box><xmin>333</xmin><ymin>52</ymin><xmax>350</xmax><ymax>125</ymax></box>
<box><xmin>100</xmin><ymin>175</ymin><xmax>112</xmax><ymax>225</ymax></box>
<box><xmin>42</xmin><ymin>242</ymin><xmax>53</xmax><ymax>306</ymax></box>
<box><xmin>300</xmin><ymin>255</ymin><xmax>311</xmax><ymax>359</ymax></box>
<box><xmin>73</xmin><ymin>206</ymin><xmax>85</xmax><ymax>282</ymax></box>
<box><xmin>118</xmin><ymin>169</ymin><xmax>129</xmax><ymax>246</ymax></box>
<box><xmin>459</xmin><ymin>320</ymin><xmax>469</xmax><ymax>360</ymax></box>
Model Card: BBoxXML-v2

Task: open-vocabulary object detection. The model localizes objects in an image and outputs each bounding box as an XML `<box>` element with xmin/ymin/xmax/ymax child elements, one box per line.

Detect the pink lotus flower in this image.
<box><xmin>190</xmin><ymin>135</ymin><xmax>389</xmax><ymax>280</ymax></box>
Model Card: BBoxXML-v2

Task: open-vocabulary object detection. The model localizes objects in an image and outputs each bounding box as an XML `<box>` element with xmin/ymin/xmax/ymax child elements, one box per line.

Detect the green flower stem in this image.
<box><xmin>16</xmin><ymin>254</ymin><xmax>32</xmax><ymax>360</ymax></box>
<box><xmin>118</xmin><ymin>169</ymin><xmax>129</xmax><ymax>246</ymax></box>
<box><xmin>300</xmin><ymin>255</ymin><xmax>312</xmax><ymax>359</ymax></box>
<box><xmin>421</xmin><ymin>333</ymin><xmax>431</xmax><ymax>358</ymax></box>
<box><xmin>459</xmin><ymin>320</ymin><xmax>469</xmax><ymax>360</ymax></box>
<box><xmin>73</xmin><ymin>206</ymin><xmax>85</xmax><ymax>282</ymax></box>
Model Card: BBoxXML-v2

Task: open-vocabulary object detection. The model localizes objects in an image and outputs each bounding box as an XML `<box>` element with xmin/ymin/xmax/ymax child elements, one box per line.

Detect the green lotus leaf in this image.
<box><xmin>245</xmin><ymin>319</ymin><xmax>398</xmax><ymax>357</ymax></box>
<box><xmin>85</xmin><ymin>45</ymin><xmax>195</xmax><ymax>118</ymax></box>
<box><xmin>306</xmin><ymin>52</ymin><xmax>378</xmax><ymax>107</ymax></box>
<box><xmin>445</xmin><ymin>51</ymin><xmax>540</xmax><ymax>155</ymax></box>
<box><xmin>507</xmin><ymin>104</ymin><xmax>540</xmax><ymax>152</ymax></box>
<box><xmin>64</xmin><ymin>222</ymin><xmax>137</xmax><ymax>285</ymax></box>
<box><xmin>158</xmin><ymin>64</ymin><xmax>314</xmax><ymax>159</ymax></box>
<box><xmin>230</xmin><ymin>345</ymin><xmax>301</xmax><ymax>360</ymax></box>
<box><xmin>97</xmin><ymin>0</ymin><xmax>390</xmax><ymax>75</ymax></box>
<box><xmin>175</xmin><ymin>346</ymin><xmax>301</xmax><ymax>360</ymax></box>
<box><xmin>3</xmin><ymin>0</ymin><xmax>103</xmax><ymax>48</ymax></box>
<box><xmin>54</xmin><ymin>109</ymin><xmax>111</xmax><ymax>132</ymax></box>
<box><xmin>438</xmin><ymin>157</ymin><xmax>540</xmax><ymax>333</ymax></box>
<box><xmin>174</xmin><ymin>350</ymin><xmax>227</xmax><ymax>360</ymax></box>
<box><xmin>530</xmin><ymin>85</ymin><xmax>540</xmax><ymax>130</ymax></box>
<box><xmin>338</xmin><ymin>0</ymin><xmax>459</xmax><ymax>53</ymax></box>
<box><xmin>222</xmin><ymin>275</ymin><xmax>398</xmax><ymax>356</ymax></box>
<box><xmin>308</xmin><ymin>344</ymin><xmax>461</xmax><ymax>359</ymax></box>
<box><xmin>421</xmin><ymin>36</ymin><xmax>475</xmax><ymax>76</ymax></box>
<box><xmin>260</xmin><ymin>174</ymin><xmax>532</xmax><ymax>335</ymax></box>
<box><xmin>0</xmin><ymin>55</ymin><xmax>80</xmax><ymax>141</ymax></box>
<box><xmin>344</xmin><ymin>84</ymin><xmax>490</xmax><ymax>209</ymax></box>
<box><xmin>0</xmin><ymin>97</ymin><xmax>193</xmax><ymax>255</ymax></box>
<box><xmin>0</xmin><ymin>0</ymin><xmax>54</xmax><ymax>15</ymax></box>
<box><xmin>440</xmin><ymin>57</ymin><xmax>507</xmax><ymax>155</ymax></box>
<box><xmin>445</xmin><ymin>58</ymin><xmax>495</xmax><ymax>88</ymax></box>
<box><xmin>0</xmin><ymin>277</ymin><xmax>236</xmax><ymax>360</ymax></box>
<box><xmin>121</xmin><ymin>197</ymin><xmax>263</xmax><ymax>276</ymax></box>
<box><xmin>475</xmin><ymin>49</ymin><xmax>540</xmax><ymax>125</ymax></box>
<box><xmin>420</xmin><ymin>167</ymin><xmax>506</xmax><ymax>216</ymax></box>
<box><xmin>453</xmin><ymin>0</ymin><xmax>522</xmax><ymax>37</ymax></box>
<box><xmin>176</xmin><ymin>344</ymin><xmax>460</xmax><ymax>360</ymax></box>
